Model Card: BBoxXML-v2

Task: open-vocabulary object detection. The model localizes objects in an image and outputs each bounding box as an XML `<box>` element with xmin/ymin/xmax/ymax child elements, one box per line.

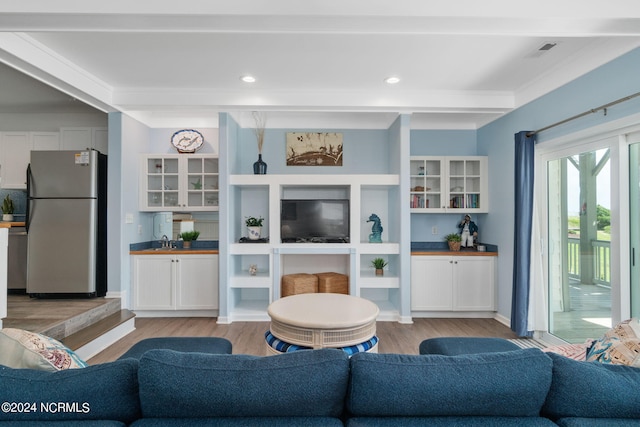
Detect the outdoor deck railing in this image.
<box><xmin>567</xmin><ymin>237</ymin><xmax>610</xmax><ymax>287</ymax></box>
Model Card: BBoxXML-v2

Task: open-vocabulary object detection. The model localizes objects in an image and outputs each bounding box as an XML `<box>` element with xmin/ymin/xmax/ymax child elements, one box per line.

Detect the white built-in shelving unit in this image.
<box><xmin>225</xmin><ymin>174</ymin><xmax>402</xmax><ymax>322</ymax></box>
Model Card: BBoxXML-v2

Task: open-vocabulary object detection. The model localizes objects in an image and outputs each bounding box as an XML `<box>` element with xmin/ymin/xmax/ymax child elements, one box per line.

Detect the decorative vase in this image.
<box><xmin>375</xmin><ymin>268</ymin><xmax>384</xmax><ymax>276</ymax></box>
<box><xmin>2</xmin><ymin>214</ymin><xmax>13</xmax><ymax>222</ymax></box>
<box><xmin>448</xmin><ymin>241</ymin><xmax>461</xmax><ymax>251</ymax></box>
<box><xmin>183</xmin><ymin>241</ymin><xmax>192</xmax><ymax>249</ymax></box>
<box><xmin>249</xmin><ymin>264</ymin><xmax>258</xmax><ymax>276</ymax></box>
<box><xmin>253</xmin><ymin>154</ymin><xmax>267</xmax><ymax>174</ymax></box>
<box><xmin>247</xmin><ymin>226</ymin><xmax>262</xmax><ymax>240</ymax></box>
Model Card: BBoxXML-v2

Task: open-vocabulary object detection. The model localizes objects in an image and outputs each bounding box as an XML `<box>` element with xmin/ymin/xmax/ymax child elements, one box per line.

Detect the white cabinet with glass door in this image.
<box><xmin>139</xmin><ymin>154</ymin><xmax>219</xmax><ymax>211</ymax></box>
<box><xmin>410</xmin><ymin>156</ymin><xmax>488</xmax><ymax>213</ymax></box>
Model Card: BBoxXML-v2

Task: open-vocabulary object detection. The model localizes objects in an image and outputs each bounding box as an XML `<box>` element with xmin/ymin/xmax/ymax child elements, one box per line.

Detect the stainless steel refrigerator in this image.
<box><xmin>26</xmin><ymin>150</ymin><xmax>107</xmax><ymax>297</ymax></box>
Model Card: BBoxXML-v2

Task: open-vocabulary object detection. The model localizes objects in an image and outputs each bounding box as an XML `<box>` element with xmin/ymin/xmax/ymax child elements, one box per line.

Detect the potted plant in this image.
<box><xmin>179</xmin><ymin>230</ymin><xmax>200</xmax><ymax>249</ymax></box>
<box><xmin>2</xmin><ymin>195</ymin><xmax>14</xmax><ymax>222</ymax></box>
<box><xmin>371</xmin><ymin>257</ymin><xmax>388</xmax><ymax>276</ymax></box>
<box><xmin>245</xmin><ymin>216</ymin><xmax>264</xmax><ymax>240</ymax></box>
<box><xmin>445</xmin><ymin>233</ymin><xmax>462</xmax><ymax>251</ymax></box>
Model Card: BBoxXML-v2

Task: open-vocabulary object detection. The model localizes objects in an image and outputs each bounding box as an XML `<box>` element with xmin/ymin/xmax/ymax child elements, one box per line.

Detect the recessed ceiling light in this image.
<box><xmin>384</xmin><ymin>76</ymin><xmax>401</xmax><ymax>85</ymax></box>
<box><xmin>240</xmin><ymin>75</ymin><xmax>256</xmax><ymax>83</ymax></box>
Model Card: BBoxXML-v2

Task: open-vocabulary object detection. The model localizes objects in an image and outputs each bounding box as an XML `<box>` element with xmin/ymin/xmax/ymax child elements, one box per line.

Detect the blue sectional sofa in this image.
<box><xmin>1</xmin><ymin>348</ymin><xmax>640</xmax><ymax>426</ymax></box>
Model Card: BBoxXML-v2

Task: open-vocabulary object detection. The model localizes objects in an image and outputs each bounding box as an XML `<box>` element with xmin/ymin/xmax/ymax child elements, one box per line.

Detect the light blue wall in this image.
<box><xmin>109</xmin><ymin>113</ymin><xmax>152</xmax><ymax>298</ymax></box>
<box><xmin>234</xmin><ymin>128</ymin><xmax>390</xmax><ymax>174</ymax></box>
<box><xmin>478</xmin><ymin>46</ymin><xmax>640</xmax><ymax>319</ymax></box>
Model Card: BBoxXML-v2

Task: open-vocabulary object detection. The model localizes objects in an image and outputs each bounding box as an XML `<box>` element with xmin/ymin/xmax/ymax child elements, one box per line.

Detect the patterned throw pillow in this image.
<box><xmin>543</xmin><ymin>340</ymin><xmax>594</xmax><ymax>361</ymax></box>
<box><xmin>0</xmin><ymin>328</ymin><xmax>87</xmax><ymax>371</ymax></box>
<box><xmin>586</xmin><ymin>318</ymin><xmax>640</xmax><ymax>366</ymax></box>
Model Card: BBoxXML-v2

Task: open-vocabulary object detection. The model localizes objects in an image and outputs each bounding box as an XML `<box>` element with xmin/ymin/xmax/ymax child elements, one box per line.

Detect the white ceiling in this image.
<box><xmin>1</xmin><ymin>1</ymin><xmax>640</xmax><ymax>129</ymax></box>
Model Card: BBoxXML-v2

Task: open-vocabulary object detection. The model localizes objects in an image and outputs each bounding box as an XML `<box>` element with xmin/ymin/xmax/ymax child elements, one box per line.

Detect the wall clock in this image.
<box><xmin>171</xmin><ymin>129</ymin><xmax>204</xmax><ymax>153</ymax></box>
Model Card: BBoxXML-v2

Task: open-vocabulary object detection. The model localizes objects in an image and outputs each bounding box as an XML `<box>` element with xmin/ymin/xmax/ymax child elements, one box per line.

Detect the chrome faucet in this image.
<box><xmin>161</xmin><ymin>234</ymin><xmax>169</xmax><ymax>248</ymax></box>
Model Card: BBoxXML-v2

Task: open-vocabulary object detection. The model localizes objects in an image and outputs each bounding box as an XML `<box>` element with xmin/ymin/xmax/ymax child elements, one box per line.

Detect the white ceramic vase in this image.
<box><xmin>247</xmin><ymin>226</ymin><xmax>262</xmax><ymax>240</ymax></box>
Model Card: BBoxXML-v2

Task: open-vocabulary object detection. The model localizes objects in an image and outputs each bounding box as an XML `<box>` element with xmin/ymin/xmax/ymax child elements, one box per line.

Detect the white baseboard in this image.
<box><xmin>494</xmin><ymin>313</ymin><xmax>510</xmax><ymax>328</ymax></box>
<box><xmin>74</xmin><ymin>318</ymin><xmax>135</xmax><ymax>361</ymax></box>
<box><xmin>133</xmin><ymin>310</ymin><xmax>218</xmax><ymax>318</ymax></box>
<box><xmin>216</xmin><ymin>316</ymin><xmax>231</xmax><ymax>324</ymax></box>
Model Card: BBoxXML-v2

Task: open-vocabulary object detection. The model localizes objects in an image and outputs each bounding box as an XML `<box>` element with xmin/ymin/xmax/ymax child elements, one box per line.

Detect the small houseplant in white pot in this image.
<box><xmin>245</xmin><ymin>216</ymin><xmax>264</xmax><ymax>240</ymax></box>
<box><xmin>179</xmin><ymin>230</ymin><xmax>200</xmax><ymax>249</ymax></box>
<box><xmin>2</xmin><ymin>195</ymin><xmax>14</xmax><ymax>222</ymax></box>
<box><xmin>371</xmin><ymin>257</ymin><xmax>388</xmax><ymax>276</ymax></box>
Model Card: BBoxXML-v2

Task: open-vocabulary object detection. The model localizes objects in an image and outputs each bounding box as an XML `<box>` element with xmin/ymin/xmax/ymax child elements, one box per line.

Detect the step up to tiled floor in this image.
<box><xmin>62</xmin><ymin>309</ymin><xmax>136</xmax><ymax>351</ymax></box>
<box><xmin>5</xmin><ymin>295</ymin><xmax>136</xmax><ymax>360</ymax></box>
<box><xmin>42</xmin><ymin>298</ymin><xmax>123</xmax><ymax>341</ymax></box>
<box><xmin>5</xmin><ymin>295</ymin><xmax>121</xmax><ymax>340</ymax></box>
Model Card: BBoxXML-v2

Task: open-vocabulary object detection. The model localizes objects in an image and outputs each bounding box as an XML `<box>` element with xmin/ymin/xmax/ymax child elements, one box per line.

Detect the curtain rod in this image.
<box><xmin>526</xmin><ymin>90</ymin><xmax>640</xmax><ymax>138</ymax></box>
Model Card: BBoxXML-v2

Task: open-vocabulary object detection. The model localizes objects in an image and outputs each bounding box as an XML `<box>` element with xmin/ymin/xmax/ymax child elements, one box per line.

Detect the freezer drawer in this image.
<box><xmin>27</xmin><ymin>198</ymin><xmax>98</xmax><ymax>294</ymax></box>
<box><xmin>8</xmin><ymin>227</ymin><xmax>27</xmax><ymax>291</ymax></box>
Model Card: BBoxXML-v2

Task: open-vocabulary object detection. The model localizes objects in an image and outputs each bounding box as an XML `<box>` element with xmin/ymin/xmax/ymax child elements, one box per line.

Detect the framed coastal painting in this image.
<box><xmin>286</xmin><ymin>132</ymin><xmax>343</xmax><ymax>166</ymax></box>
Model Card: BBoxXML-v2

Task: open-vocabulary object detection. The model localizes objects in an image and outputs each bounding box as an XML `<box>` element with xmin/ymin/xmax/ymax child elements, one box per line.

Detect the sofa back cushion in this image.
<box><xmin>138</xmin><ymin>348</ymin><xmax>349</xmax><ymax>418</ymax></box>
<box><xmin>347</xmin><ymin>348</ymin><xmax>552</xmax><ymax>417</ymax></box>
<box><xmin>0</xmin><ymin>359</ymin><xmax>140</xmax><ymax>424</ymax></box>
<box><xmin>543</xmin><ymin>352</ymin><xmax>640</xmax><ymax>419</ymax></box>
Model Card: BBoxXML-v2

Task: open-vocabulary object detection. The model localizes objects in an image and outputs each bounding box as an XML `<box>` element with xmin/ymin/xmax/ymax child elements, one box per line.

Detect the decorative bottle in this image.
<box><xmin>253</xmin><ymin>154</ymin><xmax>267</xmax><ymax>174</ymax></box>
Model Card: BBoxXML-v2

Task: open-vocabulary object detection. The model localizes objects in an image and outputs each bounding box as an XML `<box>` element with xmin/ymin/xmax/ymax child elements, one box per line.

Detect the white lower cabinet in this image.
<box><xmin>132</xmin><ymin>254</ymin><xmax>218</xmax><ymax>312</ymax></box>
<box><xmin>411</xmin><ymin>255</ymin><xmax>496</xmax><ymax>312</ymax></box>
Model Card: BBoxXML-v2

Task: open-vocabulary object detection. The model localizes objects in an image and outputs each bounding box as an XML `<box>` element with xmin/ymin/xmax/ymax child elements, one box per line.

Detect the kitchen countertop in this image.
<box><xmin>130</xmin><ymin>240</ymin><xmax>219</xmax><ymax>255</ymax></box>
<box><xmin>411</xmin><ymin>241</ymin><xmax>498</xmax><ymax>256</ymax></box>
<box><xmin>130</xmin><ymin>248</ymin><xmax>219</xmax><ymax>255</ymax></box>
<box><xmin>0</xmin><ymin>221</ymin><xmax>25</xmax><ymax>228</ymax></box>
<box><xmin>411</xmin><ymin>249</ymin><xmax>497</xmax><ymax>256</ymax></box>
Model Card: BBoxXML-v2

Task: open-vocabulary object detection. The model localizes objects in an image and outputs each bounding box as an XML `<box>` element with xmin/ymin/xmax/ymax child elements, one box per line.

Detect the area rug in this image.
<box><xmin>508</xmin><ymin>338</ymin><xmax>547</xmax><ymax>349</ymax></box>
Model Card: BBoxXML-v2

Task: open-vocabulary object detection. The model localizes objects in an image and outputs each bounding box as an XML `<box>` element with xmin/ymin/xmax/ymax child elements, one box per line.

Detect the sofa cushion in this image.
<box><xmin>555</xmin><ymin>419</ymin><xmax>640</xmax><ymax>427</ymax></box>
<box><xmin>0</xmin><ymin>328</ymin><xmax>87</xmax><ymax>371</ymax></box>
<box><xmin>0</xmin><ymin>422</ymin><xmax>127</xmax><ymax>426</ymax></box>
<box><xmin>131</xmin><ymin>417</ymin><xmax>344</xmax><ymax>427</ymax></box>
<box><xmin>419</xmin><ymin>337</ymin><xmax>520</xmax><ymax>355</ymax></box>
<box><xmin>138</xmin><ymin>348</ymin><xmax>349</xmax><ymax>418</ymax></box>
<box><xmin>543</xmin><ymin>352</ymin><xmax>640</xmax><ymax>420</ymax></box>
<box><xmin>347</xmin><ymin>348</ymin><xmax>552</xmax><ymax>417</ymax></box>
<box><xmin>118</xmin><ymin>336</ymin><xmax>232</xmax><ymax>360</ymax></box>
<box><xmin>0</xmin><ymin>359</ymin><xmax>140</xmax><ymax>424</ymax></box>
<box><xmin>347</xmin><ymin>417</ymin><xmax>558</xmax><ymax>426</ymax></box>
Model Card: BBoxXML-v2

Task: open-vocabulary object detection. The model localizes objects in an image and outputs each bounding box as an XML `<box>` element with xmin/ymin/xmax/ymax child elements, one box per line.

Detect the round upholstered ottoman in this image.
<box><xmin>265</xmin><ymin>330</ymin><xmax>378</xmax><ymax>356</ymax></box>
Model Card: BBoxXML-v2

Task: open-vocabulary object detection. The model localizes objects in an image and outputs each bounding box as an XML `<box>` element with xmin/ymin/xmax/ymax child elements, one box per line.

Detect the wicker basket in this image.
<box><xmin>316</xmin><ymin>272</ymin><xmax>349</xmax><ymax>295</ymax></box>
<box><xmin>281</xmin><ymin>273</ymin><xmax>318</xmax><ymax>297</ymax></box>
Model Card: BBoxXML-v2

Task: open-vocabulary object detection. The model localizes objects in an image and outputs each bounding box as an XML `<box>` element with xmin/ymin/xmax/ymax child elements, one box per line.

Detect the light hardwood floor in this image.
<box><xmin>88</xmin><ymin>317</ymin><xmax>520</xmax><ymax>364</ymax></box>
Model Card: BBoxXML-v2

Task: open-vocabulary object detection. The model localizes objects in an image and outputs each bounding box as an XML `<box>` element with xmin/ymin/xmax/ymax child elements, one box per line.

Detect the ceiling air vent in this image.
<box><xmin>525</xmin><ymin>42</ymin><xmax>558</xmax><ymax>59</ymax></box>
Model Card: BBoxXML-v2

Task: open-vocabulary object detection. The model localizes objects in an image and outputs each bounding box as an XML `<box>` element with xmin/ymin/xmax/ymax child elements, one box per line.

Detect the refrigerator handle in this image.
<box><xmin>25</xmin><ymin>163</ymin><xmax>31</xmax><ymax>233</ymax></box>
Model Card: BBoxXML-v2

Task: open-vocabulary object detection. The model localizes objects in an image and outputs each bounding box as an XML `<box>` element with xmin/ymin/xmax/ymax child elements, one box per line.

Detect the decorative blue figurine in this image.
<box><xmin>367</xmin><ymin>213</ymin><xmax>383</xmax><ymax>243</ymax></box>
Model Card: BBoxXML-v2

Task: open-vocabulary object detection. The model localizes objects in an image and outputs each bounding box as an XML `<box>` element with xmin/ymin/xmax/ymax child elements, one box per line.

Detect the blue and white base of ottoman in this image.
<box><xmin>265</xmin><ymin>330</ymin><xmax>378</xmax><ymax>356</ymax></box>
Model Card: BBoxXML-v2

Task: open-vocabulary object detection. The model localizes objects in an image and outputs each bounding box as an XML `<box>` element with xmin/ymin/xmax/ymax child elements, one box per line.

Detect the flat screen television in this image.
<box><xmin>281</xmin><ymin>199</ymin><xmax>350</xmax><ymax>243</ymax></box>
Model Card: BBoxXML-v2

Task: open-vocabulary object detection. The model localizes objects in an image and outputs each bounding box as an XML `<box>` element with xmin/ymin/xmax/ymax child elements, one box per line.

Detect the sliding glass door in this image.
<box><xmin>547</xmin><ymin>148</ymin><xmax>612</xmax><ymax>343</ymax></box>
<box><xmin>630</xmin><ymin>143</ymin><xmax>640</xmax><ymax>317</ymax></box>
